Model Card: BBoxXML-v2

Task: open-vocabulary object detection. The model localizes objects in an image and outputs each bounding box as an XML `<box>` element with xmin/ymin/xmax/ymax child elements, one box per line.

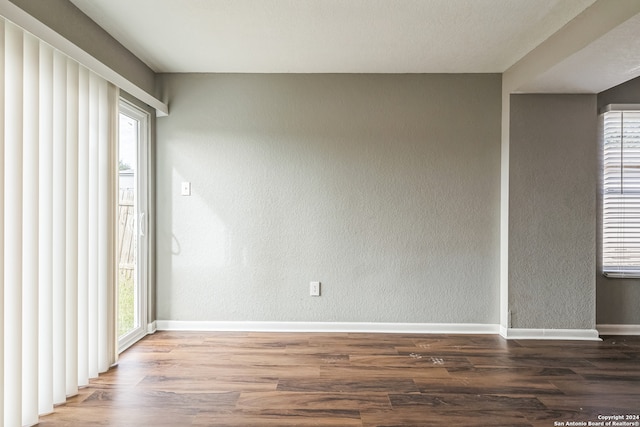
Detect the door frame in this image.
<box><xmin>118</xmin><ymin>98</ymin><xmax>150</xmax><ymax>352</ymax></box>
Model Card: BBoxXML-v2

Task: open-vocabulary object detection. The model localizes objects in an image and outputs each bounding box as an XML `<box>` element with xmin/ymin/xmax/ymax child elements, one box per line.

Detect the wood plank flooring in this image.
<box><xmin>37</xmin><ymin>332</ymin><xmax>640</xmax><ymax>426</ymax></box>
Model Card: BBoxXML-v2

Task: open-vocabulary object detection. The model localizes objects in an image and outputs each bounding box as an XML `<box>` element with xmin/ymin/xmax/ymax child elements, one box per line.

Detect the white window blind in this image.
<box><xmin>602</xmin><ymin>108</ymin><xmax>640</xmax><ymax>278</ymax></box>
<box><xmin>1</xmin><ymin>17</ymin><xmax>119</xmax><ymax>427</ymax></box>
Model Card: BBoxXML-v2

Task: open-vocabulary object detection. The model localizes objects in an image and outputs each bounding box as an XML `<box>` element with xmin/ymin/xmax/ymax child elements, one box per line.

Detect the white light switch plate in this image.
<box><xmin>181</xmin><ymin>182</ymin><xmax>191</xmax><ymax>196</ymax></box>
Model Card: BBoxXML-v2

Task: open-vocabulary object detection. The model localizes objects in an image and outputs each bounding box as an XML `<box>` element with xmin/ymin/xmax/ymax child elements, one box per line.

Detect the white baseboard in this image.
<box><xmin>156</xmin><ymin>320</ymin><xmax>500</xmax><ymax>335</ymax></box>
<box><xmin>147</xmin><ymin>321</ymin><xmax>157</xmax><ymax>334</ymax></box>
<box><xmin>149</xmin><ymin>321</ymin><xmax>639</xmax><ymax>339</ymax></box>
<box><xmin>499</xmin><ymin>326</ymin><xmax>601</xmax><ymax>341</ymax></box>
<box><xmin>597</xmin><ymin>324</ymin><xmax>640</xmax><ymax>335</ymax></box>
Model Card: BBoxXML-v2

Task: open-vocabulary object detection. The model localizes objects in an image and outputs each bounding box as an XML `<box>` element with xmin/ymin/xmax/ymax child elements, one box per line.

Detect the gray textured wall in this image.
<box><xmin>155</xmin><ymin>73</ymin><xmax>502</xmax><ymax>323</ymax></box>
<box><xmin>509</xmin><ymin>94</ymin><xmax>597</xmax><ymax>329</ymax></box>
<box><xmin>596</xmin><ymin>77</ymin><xmax>640</xmax><ymax>325</ymax></box>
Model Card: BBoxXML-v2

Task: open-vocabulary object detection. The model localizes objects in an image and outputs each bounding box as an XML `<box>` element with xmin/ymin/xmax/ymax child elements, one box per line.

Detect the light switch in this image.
<box><xmin>181</xmin><ymin>181</ymin><xmax>191</xmax><ymax>196</ymax></box>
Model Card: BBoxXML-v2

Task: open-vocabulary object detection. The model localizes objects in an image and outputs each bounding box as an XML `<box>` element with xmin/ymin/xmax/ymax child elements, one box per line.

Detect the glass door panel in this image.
<box><xmin>117</xmin><ymin>99</ymin><xmax>149</xmax><ymax>351</ymax></box>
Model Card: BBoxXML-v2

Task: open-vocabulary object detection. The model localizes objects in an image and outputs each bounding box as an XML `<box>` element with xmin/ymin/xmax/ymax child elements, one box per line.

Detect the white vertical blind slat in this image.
<box><xmin>0</xmin><ymin>17</ymin><xmax>5</xmax><ymax>427</ymax></box>
<box><xmin>65</xmin><ymin>60</ymin><xmax>79</xmax><ymax>398</ymax></box>
<box><xmin>38</xmin><ymin>41</ymin><xmax>54</xmax><ymax>416</ymax></box>
<box><xmin>98</xmin><ymin>80</ymin><xmax>119</xmax><ymax>372</ymax></box>
<box><xmin>88</xmin><ymin>73</ymin><xmax>99</xmax><ymax>379</ymax></box>
<box><xmin>107</xmin><ymin>83</ymin><xmax>119</xmax><ymax>369</ymax></box>
<box><xmin>52</xmin><ymin>49</ymin><xmax>67</xmax><ymax>405</ymax></box>
<box><xmin>98</xmin><ymin>80</ymin><xmax>109</xmax><ymax>373</ymax></box>
<box><xmin>77</xmin><ymin>65</ymin><xmax>90</xmax><ymax>387</ymax></box>
<box><xmin>4</xmin><ymin>21</ymin><xmax>24</xmax><ymax>427</ymax></box>
<box><xmin>107</xmin><ymin>84</ymin><xmax>119</xmax><ymax>368</ymax></box>
<box><xmin>22</xmin><ymin>31</ymin><xmax>40</xmax><ymax>427</ymax></box>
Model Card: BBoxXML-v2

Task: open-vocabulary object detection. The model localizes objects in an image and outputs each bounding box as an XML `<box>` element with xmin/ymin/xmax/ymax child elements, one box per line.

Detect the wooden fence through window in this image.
<box><xmin>118</xmin><ymin>189</ymin><xmax>135</xmax><ymax>279</ymax></box>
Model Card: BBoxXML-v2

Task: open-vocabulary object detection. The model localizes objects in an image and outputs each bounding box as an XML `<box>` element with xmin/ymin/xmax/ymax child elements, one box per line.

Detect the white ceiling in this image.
<box><xmin>70</xmin><ymin>0</ymin><xmax>598</xmax><ymax>74</ymax></box>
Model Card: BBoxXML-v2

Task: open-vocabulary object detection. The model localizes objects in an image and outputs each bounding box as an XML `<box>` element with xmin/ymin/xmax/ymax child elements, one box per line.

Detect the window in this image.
<box><xmin>602</xmin><ymin>106</ymin><xmax>640</xmax><ymax>277</ymax></box>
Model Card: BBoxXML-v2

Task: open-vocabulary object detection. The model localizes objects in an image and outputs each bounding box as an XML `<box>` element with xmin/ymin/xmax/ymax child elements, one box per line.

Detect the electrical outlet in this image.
<box><xmin>310</xmin><ymin>281</ymin><xmax>320</xmax><ymax>297</ymax></box>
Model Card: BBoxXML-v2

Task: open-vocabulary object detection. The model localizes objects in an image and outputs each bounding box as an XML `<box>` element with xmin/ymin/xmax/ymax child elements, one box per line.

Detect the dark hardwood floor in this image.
<box><xmin>37</xmin><ymin>332</ymin><xmax>640</xmax><ymax>426</ymax></box>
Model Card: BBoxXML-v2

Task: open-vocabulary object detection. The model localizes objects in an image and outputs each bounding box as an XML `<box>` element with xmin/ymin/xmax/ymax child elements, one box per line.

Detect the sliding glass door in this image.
<box><xmin>117</xmin><ymin>99</ymin><xmax>149</xmax><ymax>351</ymax></box>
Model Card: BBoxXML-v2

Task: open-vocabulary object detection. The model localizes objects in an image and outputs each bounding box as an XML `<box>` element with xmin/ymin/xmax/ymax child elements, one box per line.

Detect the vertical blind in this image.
<box><xmin>1</xmin><ymin>18</ymin><xmax>119</xmax><ymax>427</ymax></box>
<box><xmin>602</xmin><ymin>109</ymin><xmax>640</xmax><ymax>277</ymax></box>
